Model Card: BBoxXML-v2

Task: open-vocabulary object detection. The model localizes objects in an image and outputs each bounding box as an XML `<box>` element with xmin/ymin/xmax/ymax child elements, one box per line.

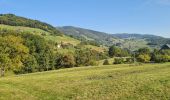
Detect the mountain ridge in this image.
<box><xmin>57</xmin><ymin>26</ymin><xmax>170</xmax><ymax>49</ymax></box>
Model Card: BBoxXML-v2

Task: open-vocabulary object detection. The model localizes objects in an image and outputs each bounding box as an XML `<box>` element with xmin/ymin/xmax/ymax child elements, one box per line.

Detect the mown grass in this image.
<box><xmin>0</xmin><ymin>63</ymin><xmax>169</xmax><ymax>100</ymax></box>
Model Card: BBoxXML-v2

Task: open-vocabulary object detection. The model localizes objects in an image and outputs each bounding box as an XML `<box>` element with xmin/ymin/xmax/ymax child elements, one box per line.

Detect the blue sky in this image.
<box><xmin>0</xmin><ymin>0</ymin><xmax>170</xmax><ymax>37</ymax></box>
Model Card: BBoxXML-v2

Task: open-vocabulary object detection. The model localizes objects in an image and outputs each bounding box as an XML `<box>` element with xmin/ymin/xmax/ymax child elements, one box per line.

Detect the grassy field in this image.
<box><xmin>0</xmin><ymin>63</ymin><xmax>169</xmax><ymax>100</ymax></box>
<box><xmin>0</xmin><ymin>24</ymin><xmax>80</xmax><ymax>45</ymax></box>
<box><xmin>84</xmin><ymin>45</ymin><xmax>107</xmax><ymax>52</ymax></box>
<box><xmin>112</xmin><ymin>38</ymin><xmax>149</xmax><ymax>51</ymax></box>
<box><xmin>98</xmin><ymin>58</ymin><xmax>115</xmax><ymax>65</ymax></box>
<box><xmin>0</xmin><ymin>24</ymin><xmax>106</xmax><ymax>51</ymax></box>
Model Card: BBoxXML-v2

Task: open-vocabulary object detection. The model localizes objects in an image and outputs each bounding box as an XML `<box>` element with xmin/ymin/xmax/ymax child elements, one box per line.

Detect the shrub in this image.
<box><xmin>114</xmin><ymin>58</ymin><xmax>124</xmax><ymax>64</ymax></box>
<box><xmin>56</xmin><ymin>53</ymin><xmax>76</xmax><ymax>68</ymax></box>
<box><xmin>154</xmin><ymin>54</ymin><xmax>170</xmax><ymax>63</ymax></box>
<box><xmin>126</xmin><ymin>58</ymin><xmax>134</xmax><ymax>64</ymax></box>
<box><xmin>103</xmin><ymin>59</ymin><xmax>110</xmax><ymax>65</ymax></box>
<box><xmin>88</xmin><ymin>60</ymin><xmax>98</xmax><ymax>66</ymax></box>
<box><xmin>75</xmin><ymin>48</ymin><xmax>100</xmax><ymax>66</ymax></box>
<box><xmin>109</xmin><ymin>46</ymin><xmax>129</xmax><ymax>57</ymax></box>
<box><xmin>137</xmin><ymin>54</ymin><xmax>151</xmax><ymax>63</ymax></box>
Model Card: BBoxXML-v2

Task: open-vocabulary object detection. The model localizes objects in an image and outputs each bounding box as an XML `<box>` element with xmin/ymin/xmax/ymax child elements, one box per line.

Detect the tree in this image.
<box><xmin>56</xmin><ymin>53</ymin><xmax>75</xmax><ymax>68</ymax></box>
<box><xmin>0</xmin><ymin>14</ymin><xmax>63</xmax><ymax>35</ymax></box>
<box><xmin>151</xmin><ymin>49</ymin><xmax>170</xmax><ymax>63</ymax></box>
<box><xmin>0</xmin><ymin>35</ymin><xmax>29</xmax><ymax>75</ymax></box>
<box><xmin>114</xmin><ymin>58</ymin><xmax>124</xmax><ymax>64</ymax></box>
<box><xmin>151</xmin><ymin>49</ymin><xmax>159</xmax><ymax>61</ymax></box>
<box><xmin>22</xmin><ymin>33</ymin><xmax>55</xmax><ymax>72</ymax></box>
<box><xmin>23</xmin><ymin>55</ymin><xmax>38</xmax><ymax>73</ymax></box>
<box><xmin>137</xmin><ymin>54</ymin><xmax>151</xmax><ymax>63</ymax></box>
<box><xmin>103</xmin><ymin>59</ymin><xmax>110</xmax><ymax>65</ymax></box>
<box><xmin>109</xmin><ymin>46</ymin><xmax>129</xmax><ymax>57</ymax></box>
<box><xmin>136</xmin><ymin>47</ymin><xmax>151</xmax><ymax>63</ymax></box>
<box><xmin>75</xmin><ymin>49</ymin><xmax>98</xmax><ymax>66</ymax></box>
<box><xmin>137</xmin><ymin>47</ymin><xmax>150</xmax><ymax>55</ymax></box>
<box><xmin>153</xmin><ymin>54</ymin><xmax>170</xmax><ymax>63</ymax></box>
<box><xmin>109</xmin><ymin>46</ymin><xmax>122</xmax><ymax>57</ymax></box>
<box><xmin>0</xmin><ymin>54</ymin><xmax>11</xmax><ymax>76</ymax></box>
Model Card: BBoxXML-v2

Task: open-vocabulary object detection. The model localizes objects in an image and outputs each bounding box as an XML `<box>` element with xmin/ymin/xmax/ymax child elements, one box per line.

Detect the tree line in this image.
<box><xmin>0</xmin><ymin>14</ymin><xmax>63</xmax><ymax>35</ymax></box>
<box><xmin>0</xmin><ymin>28</ymin><xmax>106</xmax><ymax>76</ymax></box>
<box><xmin>106</xmin><ymin>46</ymin><xmax>170</xmax><ymax>65</ymax></box>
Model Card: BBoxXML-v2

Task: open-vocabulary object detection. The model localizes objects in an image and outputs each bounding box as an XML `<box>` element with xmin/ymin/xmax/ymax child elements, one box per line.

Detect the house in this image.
<box><xmin>161</xmin><ymin>44</ymin><xmax>170</xmax><ymax>50</ymax></box>
<box><xmin>57</xmin><ymin>44</ymin><xmax>61</xmax><ymax>48</ymax></box>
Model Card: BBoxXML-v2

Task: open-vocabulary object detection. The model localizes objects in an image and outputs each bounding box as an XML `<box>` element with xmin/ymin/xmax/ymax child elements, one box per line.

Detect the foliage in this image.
<box><xmin>0</xmin><ymin>14</ymin><xmax>63</xmax><ymax>35</ymax></box>
<box><xmin>0</xmin><ymin>29</ymin><xmax>56</xmax><ymax>74</ymax></box>
<box><xmin>153</xmin><ymin>54</ymin><xmax>170</xmax><ymax>63</ymax></box>
<box><xmin>136</xmin><ymin>47</ymin><xmax>151</xmax><ymax>63</ymax></box>
<box><xmin>151</xmin><ymin>49</ymin><xmax>170</xmax><ymax>63</ymax></box>
<box><xmin>137</xmin><ymin>47</ymin><xmax>150</xmax><ymax>55</ymax></box>
<box><xmin>21</xmin><ymin>33</ymin><xmax>56</xmax><ymax>72</ymax></box>
<box><xmin>56</xmin><ymin>53</ymin><xmax>76</xmax><ymax>68</ymax></box>
<box><xmin>0</xmin><ymin>35</ymin><xmax>29</xmax><ymax>75</ymax></box>
<box><xmin>114</xmin><ymin>58</ymin><xmax>124</xmax><ymax>64</ymax></box>
<box><xmin>137</xmin><ymin>54</ymin><xmax>151</xmax><ymax>63</ymax></box>
<box><xmin>79</xmin><ymin>40</ymin><xmax>100</xmax><ymax>47</ymax></box>
<box><xmin>125</xmin><ymin>58</ymin><xmax>134</xmax><ymax>64</ymax></box>
<box><xmin>0</xmin><ymin>27</ymin><xmax>104</xmax><ymax>75</ymax></box>
<box><xmin>58</xmin><ymin>26</ymin><xmax>114</xmax><ymax>46</ymax></box>
<box><xmin>109</xmin><ymin>46</ymin><xmax>129</xmax><ymax>57</ymax></box>
<box><xmin>103</xmin><ymin>59</ymin><xmax>110</xmax><ymax>65</ymax></box>
<box><xmin>22</xmin><ymin>55</ymin><xmax>38</xmax><ymax>73</ymax></box>
<box><xmin>75</xmin><ymin>48</ymin><xmax>99</xmax><ymax>66</ymax></box>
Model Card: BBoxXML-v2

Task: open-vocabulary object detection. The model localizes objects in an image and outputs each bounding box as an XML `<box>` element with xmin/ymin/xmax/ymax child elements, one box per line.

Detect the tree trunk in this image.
<box><xmin>1</xmin><ymin>67</ymin><xmax>5</xmax><ymax>77</ymax></box>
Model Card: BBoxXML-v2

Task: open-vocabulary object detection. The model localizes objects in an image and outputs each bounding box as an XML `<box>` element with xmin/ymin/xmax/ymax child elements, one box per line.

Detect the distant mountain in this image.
<box><xmin>57</xmin><ymin>26</ymin><xmax>170</xmax><ymax>50</ymax></box>
<box><xmin>112</xmin><ymin>33</ymin><xmax>170</xmax><ymax>46</ymax></box>
<box><xmin>57</xmin><ymin>26</ymin><xmax>114</xmax><ymax>45</ymax></box>
<box><xmin>111</xmin><ymin>33</ymin><xmax>163</xmax><ymax>39</ymax></box>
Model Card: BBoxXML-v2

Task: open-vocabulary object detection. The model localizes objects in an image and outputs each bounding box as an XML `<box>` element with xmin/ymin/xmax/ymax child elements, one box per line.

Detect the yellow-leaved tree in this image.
<box><xmin>0</xmin><ymin>35</ymin><xmax>29</xmax><ymax>76</ymax></box>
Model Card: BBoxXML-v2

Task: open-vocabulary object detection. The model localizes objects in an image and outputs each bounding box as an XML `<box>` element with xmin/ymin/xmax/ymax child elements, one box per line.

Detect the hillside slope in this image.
<box><xmin>57</xmin><ymin>26</ymin><xmax>114</xmax><ymax>45</ymax></box>
<box><xmin>112</xmin><ymin>33</ymin><xmax>170</xmax><ymax>47</ymax></box>
<box><xmin>58</xmin><ymin>26</ymin><xmax>170</xmax><ymax>50</ymax></box>
<box><xmin>0</xmin><ymin>63</ymin><xmax>169</xmax><ymax>100</ymax></box>
<box><xmin>0</xmin><ymin>24</ymin><xmax>105</xmax><ymax>52</ymax></box>
<box><xmin>0</xmin><ymin>24</ymin><xmax>80</xmax><ymax>45</ymax></box>
<box><xmin>0</xmin><ymin>14</ymin><xmax>62</xmax><ymax>35</ymax></box>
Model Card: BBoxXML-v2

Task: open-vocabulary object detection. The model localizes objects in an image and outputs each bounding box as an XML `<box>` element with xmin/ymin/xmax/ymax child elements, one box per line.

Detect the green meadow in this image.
<box><xmin>0</xmin><ymin>63</ymin><xmax>169</xmax><ymax>100</ymax></box>
<box><xmin>0</xmin><ymin>24</ymin><xmax>80</xmax><ymax>45</ymax></box>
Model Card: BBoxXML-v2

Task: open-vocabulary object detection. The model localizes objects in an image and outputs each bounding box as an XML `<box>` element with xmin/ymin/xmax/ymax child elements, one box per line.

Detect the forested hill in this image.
<box><xmin>0</xmin><ymin>14</ymin><xmax>106</xmax><ymax>75</ymax></box>
<box><xmin>0</xmin><ymin>14</ymin><xmax>62</xmax><ymax>35</ymax></box>
<box><xmin>58</xmin><ymin>26</ymin><xmax>170</xmax><ymax>48</ymax></box>
<box><xmin>112</xmin><ymin>33</ymin><xmax>170</xmax><ymax>46</ymax></box>
<box><xmin>57</xmin><ymin>26</ymin><xmax>114</xmax><ymax>45</ymax></box>
<box><xmin>111</xmin><ymin>33</ymin><xmax>163</xmax><ymax>39</ymax></box>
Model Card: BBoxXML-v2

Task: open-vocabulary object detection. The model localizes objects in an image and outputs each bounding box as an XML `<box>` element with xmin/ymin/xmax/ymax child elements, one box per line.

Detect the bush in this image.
<box><xmin>56</xmin><ymin>53</ymin><xmax>76</xmax><ymax>68</ymax></box>
<box><xmin>154</xmin><ymin>54</ymin><xmax>170</xmax><ymax>63</ymax></box>
<box><xmin>137</xmin><ymin>54</ymin><xmax>151</xmax><ymax>63</ymax></box>
<box><xmin>75</xmin><ymin>48</ymin><xmax>100</xmax><ymax>66</ymax></box>
<box><xmin>114</xmin><ymin>58</ymin><xmax>124</xmax><ymax>64</ymax></box>
<box><xmin>108</xmin><ymin>46</ymin><xmax>129</xmax><ymax>57</ymax></box>
<box><xmin>103</xmin><ymin>59</ymin><xmax>110</xmax><ymax>65</ymax></box>
<box><xmin>125</xmin><ymin>58</ymin><xmax>134</xmax><ymax>64</ymax></box>
<box><xmin>88</xmin><ymin>60</ymin><xmax>98</xmax><ymax>66</ymax></box>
